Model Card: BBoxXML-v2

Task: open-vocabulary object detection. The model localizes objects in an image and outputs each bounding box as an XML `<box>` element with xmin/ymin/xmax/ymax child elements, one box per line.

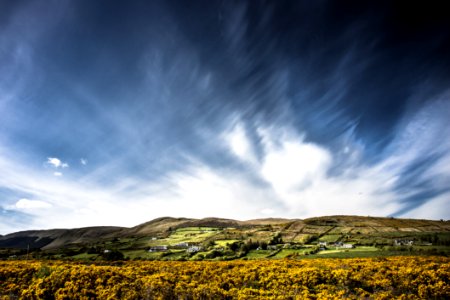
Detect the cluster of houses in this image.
<box><xmin>148</xmin><ymin>245</ymin><xmax>168</xmax><ymax>252</ymax></box>
<box><xmin>148</xmin><ymin>237</ymin><xmax>359</xmax><ymax>254</ymax></box>
<box><xmin>255</xmin><ymin>245</ymin><xmax>279</xmax><ymax>250</ymax></box>
<box><xmin>318</xmin><ymin>241</ymin><xmax>355</xmax><ymax>249</ymax></box>
<box><xmin>254</xmin><ymin>242</ymin><xmax>356</xmax><ymax>252</ymax></box>
<box><xmin>393</xmin><ymin>239</ymin><xmax>414</xmax><ymax>246</ymax></box>
<box><xmin>148</xmin><ymin>242</ymin><xmax>202</xmax><ymax>253</ymax></box>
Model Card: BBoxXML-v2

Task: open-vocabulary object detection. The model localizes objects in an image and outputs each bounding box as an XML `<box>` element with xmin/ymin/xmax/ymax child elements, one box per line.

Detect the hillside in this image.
<box><xmin>1</xmin><ymin>216</ymin><xmax>449</xmax><ymax>260</ymax></box>
<box><xmin>0</xmin><ymin>227</ymin><xmax>124</xmax><ymax>250</ymax></box>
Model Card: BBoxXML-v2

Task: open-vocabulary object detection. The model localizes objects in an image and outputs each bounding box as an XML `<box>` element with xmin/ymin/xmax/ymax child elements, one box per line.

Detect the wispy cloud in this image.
<box><xmin>259</xmin><ymin>129</ymin><xmax>332</xmax><ymax>197</ymax></box>
<box><xmin>220</xmin><ymin>121</ymin><xmax>399</xmax><ymax>217</ymax></box>
<box><xmin>224</xmin><ymin>122</ymin><xmax>257</xmax><ymax>165</ymax></box>
<box><xmin>10</xmin><ymin>198</ymin><xmax>52</xmax><ymax>210</ymax></box>
<box><xmin>217</xmin><ymin>97</ymin><xmax>450</xmax><ymax>219</ymax></box>
<box><xmin>1</xmin><ymin>95</ymin><xmax>449</xmax><ymax>234</ymax></box>
<box><xmin>0</xmin><ymin>1</ymin><xmax>449</xmax><ymax>234</ymax></box>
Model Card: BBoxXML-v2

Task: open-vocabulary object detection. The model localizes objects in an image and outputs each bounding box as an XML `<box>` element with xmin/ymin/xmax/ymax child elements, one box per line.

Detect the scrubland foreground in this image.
<box><xmin>1</xmin><ymin>256</ymin><xmax>449</xmax><ymax>299</ymax></box>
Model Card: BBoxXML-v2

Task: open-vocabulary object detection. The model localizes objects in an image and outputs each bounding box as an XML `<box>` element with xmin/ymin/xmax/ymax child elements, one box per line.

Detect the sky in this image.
<box><xmin>1</xmin><ymin>0</ymin><xmax>449</xmax><ymax>234</ymax></box>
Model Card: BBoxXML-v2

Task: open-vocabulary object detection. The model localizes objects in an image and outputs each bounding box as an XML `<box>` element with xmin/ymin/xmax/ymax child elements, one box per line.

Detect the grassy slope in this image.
<box><xmin>1</xmin><ymin>216</ymin><xmax>449</xmax><ymax>260</ymax></box>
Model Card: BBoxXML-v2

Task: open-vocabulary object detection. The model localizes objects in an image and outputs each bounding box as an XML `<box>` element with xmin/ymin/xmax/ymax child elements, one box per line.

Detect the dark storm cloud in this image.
<box><xmin>157</xmin><ymin>1</ymin><xmax>450</xmax><ymax>157</ymax></box>
<box><xmin>5</xmin><ymin>0</ymin><xmax>448</xmax><ymax>159</ymax></box>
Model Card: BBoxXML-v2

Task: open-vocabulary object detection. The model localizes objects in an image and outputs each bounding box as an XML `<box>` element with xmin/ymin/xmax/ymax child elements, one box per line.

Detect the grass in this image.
<box><xmin>412</xmin><ymin>245</ymin><xmax>450</xmax><ymax>252</ymax></box>
<box><xmin>318</xmin><ymin>234</ymin><xmax>342</xmax><ymax>243</ymax></box>
<box><xmin>306</xmin><ymin>246</ymin><xmax>383</xmax><ymax>258</ymax></box>
<box><xmin>214</xmin><ymin>240</ymin><xmax>239</xmax><ymax>247</ymax></box>
<box><xmin>161</xmin><ymin>250</ymin><xmax>188</xmax><ymax>260</ymax></box>
<box><xmin>328</xmin><ymin>227</ymin><xmax>353</xmax><ymax>234</ymax></box>
<box><xmin>302</xmin><ymin>225</ymin><xmax>333</xmax><ymax>234</ymax></box>
<box><xmin>175</xmin><ymin>227</ymin><xmax>218</xmax><ymax>232</ymax></box>
<box><xmin>317</xmin><ymin>246</ymin><xmax>378</xmax><ymax>254</ymax></box>
<box><xmin>71</xmin><ymin>253</ymin><xmax>98</xmax><ymax>260</ymax></box>
<box><xmin>112</xmin><ymin>236</ymin><xmax>153</xmax><ymax>250</ymax></box>
<box><xmin>292</xmin><ymin>234</ymin><xmax>315</xmax><ymax>243</ymax></box>
<box><xmin>151</xmin><ymin>227</ymin><xmax>220</xmax><ymax>246</ymax></box>
<box><xmin>245</xmin><ymin>250</ymin><xmax>272</xmax><ymax>259</ymax></box>
<box><xmin>306</xmin><ymin>250</ymin><xmax>418</xmax><ymax>259</ymax></box>
<box><xmin>271</xmin><ymin>249</ymin><xmax>309</xmax><ymax>259</ymax></box>
<box><xmin>123</xmin><ymin>249</ymin><xmax>163</xmax><ymax>260</ymax></box>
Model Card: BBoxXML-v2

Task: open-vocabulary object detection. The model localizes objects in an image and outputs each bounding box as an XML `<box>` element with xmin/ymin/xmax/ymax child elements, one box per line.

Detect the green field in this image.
<box><xmin>123</xmin><ymin>250</ymin><xmax>162</xmax><ymax>260</ymax></box>
<box><xmin>309</xmin><ymin>246</ymin><xmax>398</xmax><ymax>258</ymax></box>
<box><xmin>151</xmin><ymin>227</ymin><xmax>220</xmax><ymax>246</ymax></box>
<box><xmin>214</xmin><ymin>239</ymin><xmax>239</xmax><ymax>247</ymax></box>
<box><xmin>245</xmin><ymin>250</ymin><xmax>272</xmax><ymax>259</ymax></box>
<box><xmin>317</xmin><ymin>234</ymin><xmax>342</xmax><ymax>243</ymax></box>
<box><xmin>271</xmin><ymin>249</ymin><xmax>310</xmax><ymax>259</ymax></box>
<box><xmin>317</xmin><ymin>246</ymin><xmax>378</xmax><ymax>255</ymax></box>
<box><xmin>71</xmin><ymin>253</ymin><xmax>98</xmax><ymax>260</ymax></box>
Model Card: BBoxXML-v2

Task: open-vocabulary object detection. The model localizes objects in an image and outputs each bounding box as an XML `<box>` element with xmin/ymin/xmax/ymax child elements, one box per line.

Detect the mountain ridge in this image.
<box><xmin>1</xmin><ymin>215</ymin><xmax>449</xmax><ymax>251</ymax></box>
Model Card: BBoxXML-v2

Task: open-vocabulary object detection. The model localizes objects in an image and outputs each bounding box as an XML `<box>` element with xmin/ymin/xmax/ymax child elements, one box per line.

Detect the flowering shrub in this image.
<box><xmin>0</xmin><ymin>256</ymin><xmax>448</xmax><ymax>299</ymax></box>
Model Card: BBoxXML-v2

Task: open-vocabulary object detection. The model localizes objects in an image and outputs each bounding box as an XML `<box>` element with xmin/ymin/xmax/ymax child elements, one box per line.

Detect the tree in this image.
<box><xmin>102</xmin><ymin>249</ymin><xmax>124</xmax><ymax>261</ymax></box>
<box><xmin>228</xmin><ymin>242</ymin><xmax>240</xmax><ymax>252</ymax></box>
<box><xmin>259</xmin><ymin>241</ymin><xmax>268</xmax><ymax>250</ymax></box>
<box><xmin>270</xmin><ymin>233</ymin><xmax>283</xmax><ymax>245</ymax></box>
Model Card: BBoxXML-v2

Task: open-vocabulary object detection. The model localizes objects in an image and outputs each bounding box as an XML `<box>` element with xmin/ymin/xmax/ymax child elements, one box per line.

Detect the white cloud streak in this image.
<box><xmin>226</xmin><ymin>123</ymin><xmax>402</xmax><ymax>217</ymax></box>
<box><xmin>224</xmin><ymin>123</ymin><xmax>257</xmax><ymax>164</ymax></box>
<box><xmin>220</xmin><ymin>96</ymin><xmax>450</xmax><ymax>220</ymax></box>
<box><xmin>12</xmin><ymin>198</ymin><xmax>52</xmax><ymax>210</ymax></box>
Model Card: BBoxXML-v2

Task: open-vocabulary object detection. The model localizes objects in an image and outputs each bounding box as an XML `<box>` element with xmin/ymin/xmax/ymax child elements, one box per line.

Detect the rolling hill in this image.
<box><xmin>0</xmin><ymin>216</ymin><xmax>450</xmax><ymax>250</ymax></box>
<box><xmin>0</xmin><ymin>227</ymin><xmax>124</xmax><ymax>250</ymax></box>
<box><xmin>1</xmin><ymin>216</ymin><xmax>449</xmax><ymax>260</ymax></box>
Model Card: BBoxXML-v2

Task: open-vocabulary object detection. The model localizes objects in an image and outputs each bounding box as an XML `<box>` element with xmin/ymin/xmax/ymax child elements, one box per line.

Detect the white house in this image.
<box><xmin>394</xmin><ymin>239</ymin><xmax>413</xmax><ymax>246</ymax></box>
<box><xmin>187</xmin><ymin>246</ymin><xmax>202</xmax><ymax>253</ymax></box>
<box><xmin>334</xmin><ymin>242</ymin><xmax>354</xmax><ymax>248</ymax></box>
<box><xmin>148</xmin><ymin>245</ymin><xmax>168</xmax><ymax>252</ymax></box>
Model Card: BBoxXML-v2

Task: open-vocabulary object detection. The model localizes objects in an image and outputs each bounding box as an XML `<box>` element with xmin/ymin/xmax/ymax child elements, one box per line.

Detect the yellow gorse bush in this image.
<box><xmin>0</xmin><ymin>256</ymin><xmax>448</xmax><ymax>299</ymax></box>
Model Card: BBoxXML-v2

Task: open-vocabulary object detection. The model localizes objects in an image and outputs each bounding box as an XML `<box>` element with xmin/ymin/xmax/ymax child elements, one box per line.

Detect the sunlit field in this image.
<box><xmin>1</xmin><ymin>256</ymin><xmax>448</xmax><ymax>299</ymax></box>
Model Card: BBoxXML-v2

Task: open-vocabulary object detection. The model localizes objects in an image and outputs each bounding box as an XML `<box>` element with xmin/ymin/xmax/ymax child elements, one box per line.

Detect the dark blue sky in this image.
<box><xmin>1</xmin><ymin>0</ymin><xmax>449</xmax><ymax>233</ymax></box>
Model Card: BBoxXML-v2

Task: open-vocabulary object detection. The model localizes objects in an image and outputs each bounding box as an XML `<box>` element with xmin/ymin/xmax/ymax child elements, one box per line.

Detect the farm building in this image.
<box><xmin>335</xmin><ymin>242</ymin><xmax>355</xmax><ymax>248</ymax></box>
<box><xmin>148</xmin><ymin>245</ymin><xmax>168</xmax><ymax>252</ymax></box>
<box><xmin>187</xmin><ymin>246</ymin><xmax>202</xmax><ymax>253</ymax></box>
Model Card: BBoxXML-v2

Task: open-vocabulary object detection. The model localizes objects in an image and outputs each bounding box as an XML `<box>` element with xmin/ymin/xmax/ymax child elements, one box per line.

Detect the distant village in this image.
<box><xmin>146</xmin><ymin>238</ymin><xmax>360</xmax><ymax>254</ymax></box>
<box><xmin>148</xmin><ymin>242</ymin><xmax>203</xmax><ymax>253</ymax></box>
<box><xmin>143</xmin><ymin>236</ymin><xmax>433</xmax><ymax>257</ymax></box>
